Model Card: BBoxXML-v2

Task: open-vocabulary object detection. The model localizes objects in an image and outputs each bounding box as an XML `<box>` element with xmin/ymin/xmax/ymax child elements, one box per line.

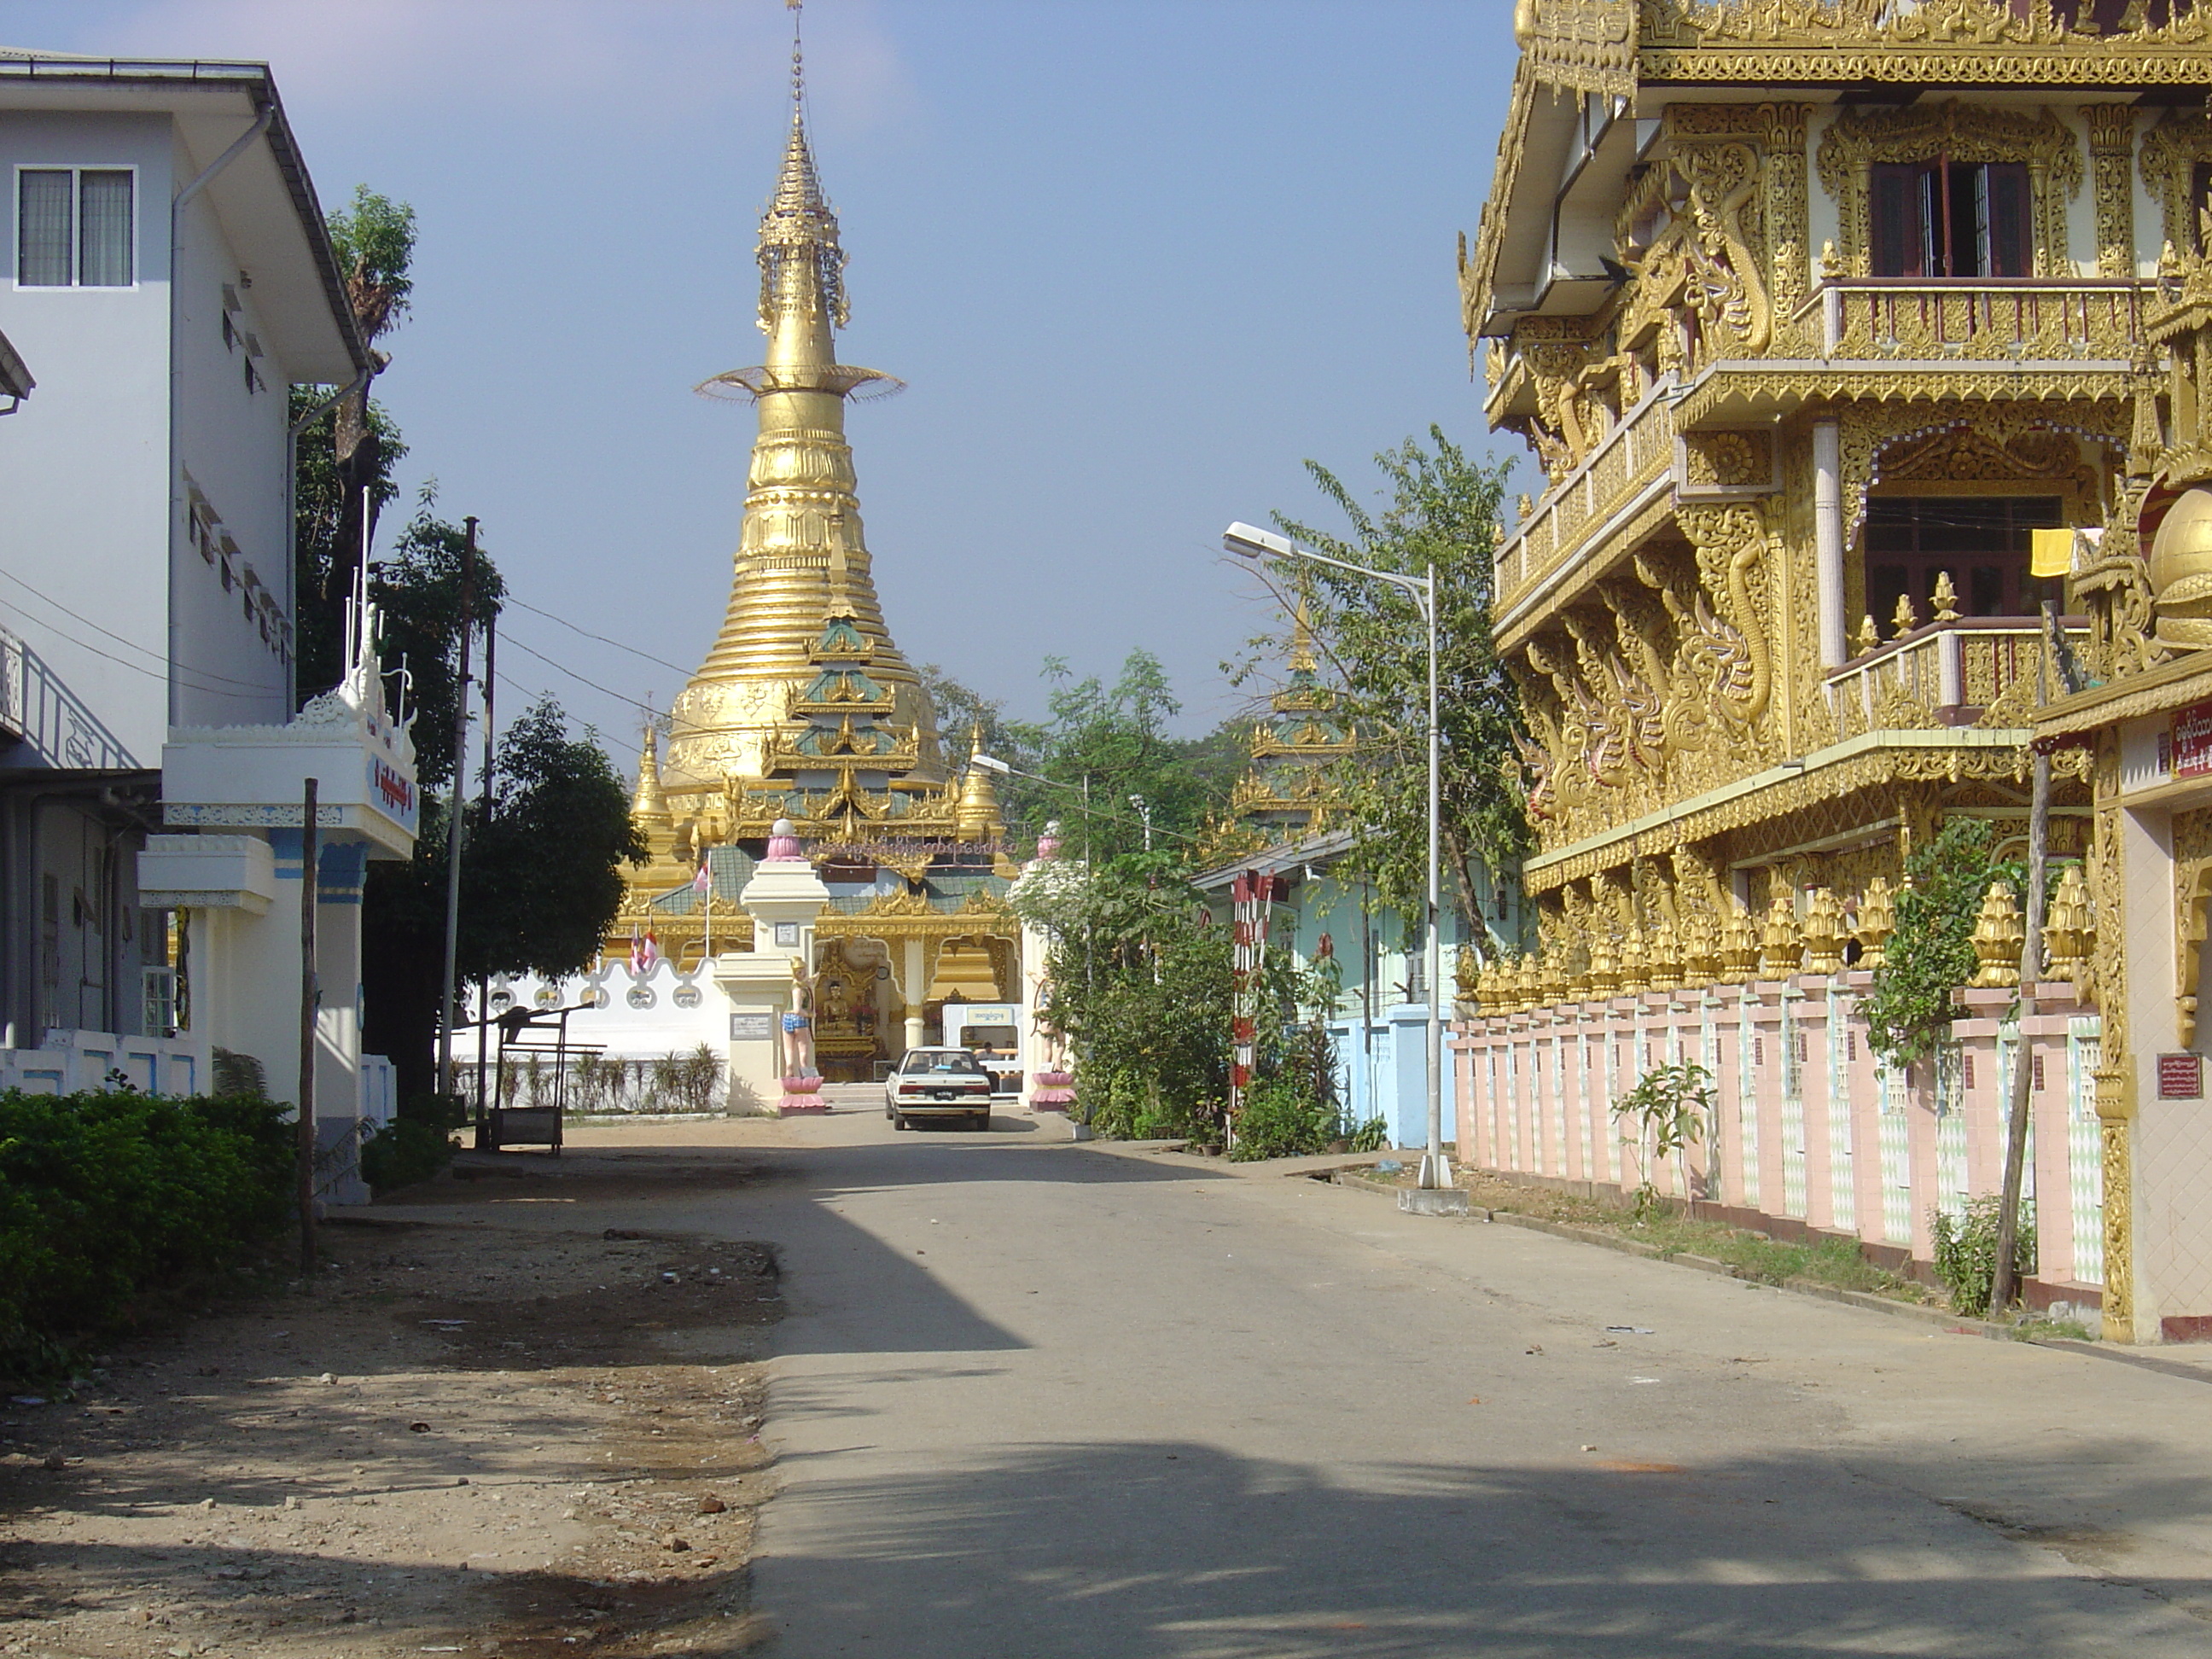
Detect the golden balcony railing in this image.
<box><xmin>1804</xmin><ymin>279</ymin><xmax>2145</xmax><ymax>364</ymax></box>
<box><xmin>1493</xmin><ymin>378</ymin><xmax>1677</xmax><ymax>622</ymax></box>
<box><xmin>1825</xmin><ymin>616</ymin><xmax>2087</xmax><ymax>740</ymax></box>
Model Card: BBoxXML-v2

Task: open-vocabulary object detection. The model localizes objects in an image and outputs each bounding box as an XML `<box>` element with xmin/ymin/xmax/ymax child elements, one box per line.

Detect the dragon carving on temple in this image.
<box><xmin>1509</xmin><ymin>503</ymin><xmax>1778</xmax><ymax>850</ymax></box>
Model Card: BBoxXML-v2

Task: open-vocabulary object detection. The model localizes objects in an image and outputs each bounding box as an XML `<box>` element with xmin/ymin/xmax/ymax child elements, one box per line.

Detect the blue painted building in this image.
<box><xmin>1195</xmin><ymin>830</ymin><xmax>1522</xmax><ymax>1150</ymax></box>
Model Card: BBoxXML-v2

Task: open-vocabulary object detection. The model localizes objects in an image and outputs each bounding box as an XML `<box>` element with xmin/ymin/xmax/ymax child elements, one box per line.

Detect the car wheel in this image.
<box><xmin>894</xmin><ymin>1112</ymin><xmax>910</xmax><ymax>1132</ymax></box>
<box><xmin>971</xmin><ymin>1112</ymin><xmax>990</xmax><ymax>1132</ymax></box>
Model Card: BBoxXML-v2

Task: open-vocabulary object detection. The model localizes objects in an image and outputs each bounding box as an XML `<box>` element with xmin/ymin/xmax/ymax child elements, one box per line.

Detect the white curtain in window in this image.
<box><xmin>78</xmin><ymin>171</ymin><xmax>132</xmax><ymax>287</ymax></box>
<box><xmin>18</xmin><ymin>170</ymin><xmax>73</xmax><ymax>286</ymax></box>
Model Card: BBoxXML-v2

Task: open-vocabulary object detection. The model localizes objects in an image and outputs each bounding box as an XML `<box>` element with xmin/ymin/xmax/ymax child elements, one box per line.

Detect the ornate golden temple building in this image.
<box><xmin>607</xmin><ymin>23</ymin><xmax>1019</xmax><ymax>1068</ymax></box>
<box><xmin>1460</xmin><ymin>0</ymin><xmax>2212</xmax><ymax>1341</ymax></box>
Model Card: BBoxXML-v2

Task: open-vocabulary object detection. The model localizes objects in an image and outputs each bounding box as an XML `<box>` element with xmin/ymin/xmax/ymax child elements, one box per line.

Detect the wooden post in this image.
<box><xmin>439</xmin><ymin>516</ymin><xmax>477</xmax><ymax>1103</ymax></box>
<box><xmin>1992</xmin><ymin>605</ymin><xmax>2056</xmax><ymax>1313</ymax></box>
<box><xmin>297</xmin><ymin>776</ymin><xmax>320</xmax><ymax>1279</ymax></box>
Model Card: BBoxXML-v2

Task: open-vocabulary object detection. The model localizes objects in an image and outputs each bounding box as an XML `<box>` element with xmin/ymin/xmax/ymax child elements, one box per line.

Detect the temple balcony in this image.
<box><xmin>1493</xmin><ymin>375</ymin><xmax>1679</xmax><ymax>639</ymax></box>
<box><xmin>1824</xmin><ymin>614</ymin><xmax>2089</xmax><ymax>740</ymax></box>
<box><xmin>1804</xmin><ymin>277</ymin><xmax>2147</xmax><ymax>365</ymax></box>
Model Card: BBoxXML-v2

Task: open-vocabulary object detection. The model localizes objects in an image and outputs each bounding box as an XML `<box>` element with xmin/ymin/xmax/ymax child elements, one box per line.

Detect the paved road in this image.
<box><xmin>575</xmin><ymin>1103</ymin><xmax>2212</xmax><ymax>1656</ymax></box>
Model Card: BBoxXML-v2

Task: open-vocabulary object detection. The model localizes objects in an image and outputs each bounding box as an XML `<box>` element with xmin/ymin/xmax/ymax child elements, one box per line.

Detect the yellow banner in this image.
<box><xmin>2030</xmin><ymin>527</ymin><xmax>2075</xmax><ymax>578</ymax></box>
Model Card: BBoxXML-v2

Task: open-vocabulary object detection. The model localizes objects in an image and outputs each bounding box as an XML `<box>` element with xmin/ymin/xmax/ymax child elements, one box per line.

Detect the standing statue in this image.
<box><xmin>782</xmin><ymin>956</ymin><xmax>818</xmax><ymax>1079</ymax></box>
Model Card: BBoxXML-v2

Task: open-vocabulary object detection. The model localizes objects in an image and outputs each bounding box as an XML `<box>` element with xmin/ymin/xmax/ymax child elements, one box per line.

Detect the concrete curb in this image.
<box><xmin>1327</xmin><ymin>1170</ymin><xmax>2212</xmax><ymax>1382</ymax></box>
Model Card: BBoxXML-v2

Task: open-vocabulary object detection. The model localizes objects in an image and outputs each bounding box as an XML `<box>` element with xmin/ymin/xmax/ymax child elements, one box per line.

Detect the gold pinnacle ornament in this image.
<box><xmin>1802</xmin><ymin>888</ymin><xmax>1848</xmax><ymax>976</ymax></box>
<box><xmin>1759</xmin><ymin>894</ymin><xmax>1804</xmax><ymax>980</ymax></box>
<box><xmin>1971</xmin><ymin>881</ymin><xmax>2026</xmax><ymax>988</ymax></box>
<box><xmin>1855</xmin><ymin>876</ymin><xmax>1897</xmax><ymax>971</ymax></box>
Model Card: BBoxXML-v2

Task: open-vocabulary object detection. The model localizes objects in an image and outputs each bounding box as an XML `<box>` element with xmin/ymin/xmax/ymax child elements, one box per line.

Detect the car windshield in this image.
<box><xmin>906</xmin><ymin>1052</ymin><xmax>985</xmax><ymax>1075</ymax></box>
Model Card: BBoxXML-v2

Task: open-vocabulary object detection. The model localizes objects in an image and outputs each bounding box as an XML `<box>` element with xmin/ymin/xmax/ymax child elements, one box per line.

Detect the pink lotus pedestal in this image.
<box><xmin>778</xmin><ymin>1074</ymin><xmax>827</xmax><ymax>1115</ymax></box>
<box><xmin>1029</xmin><ymin>1070</ymin><xmax>1074</xmax><ymax>1111</ymax></box>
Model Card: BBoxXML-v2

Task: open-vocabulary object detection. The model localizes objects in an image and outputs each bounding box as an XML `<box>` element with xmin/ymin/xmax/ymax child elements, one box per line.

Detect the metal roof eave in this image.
<box><xmin>0</xmin><ymin>54</ymin><xmax>370</xmax><ymax>384</ymax></box>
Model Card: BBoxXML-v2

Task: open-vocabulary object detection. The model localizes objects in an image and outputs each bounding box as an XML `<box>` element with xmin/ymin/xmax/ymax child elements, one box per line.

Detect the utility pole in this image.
<box><xmin>475</xmin><ymin>607</ymin><xmax>497</xmax><ymax>1129</ymax></box>
<box><xmin>296</xmin><ymin>776</ymin><xmax>320</xmax><ymax>1278</ymax></box>
<box><xmin>1992</xmin><ymin>603</ymin><xmax>2057</xmax><ymax>1313</ymax></box>
<box><xmin>437</xmin><ymin>516</ymin><xmax>477</xmax><ymax>1101</ymax></box>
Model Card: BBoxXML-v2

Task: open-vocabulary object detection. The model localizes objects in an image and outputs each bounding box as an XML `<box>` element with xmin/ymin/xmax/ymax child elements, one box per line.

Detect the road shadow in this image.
<box><xmin>754</xmin><ymin>1437</ymin><xmax>2212</xmax><ymax>1656</ymax></box>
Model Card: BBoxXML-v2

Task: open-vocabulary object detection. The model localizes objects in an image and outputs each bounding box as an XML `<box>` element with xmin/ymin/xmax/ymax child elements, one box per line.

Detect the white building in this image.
<box><xmin>0</xmin><ymin>50</ymin><xmax>402</xmax><ymax>1161</ymax></box>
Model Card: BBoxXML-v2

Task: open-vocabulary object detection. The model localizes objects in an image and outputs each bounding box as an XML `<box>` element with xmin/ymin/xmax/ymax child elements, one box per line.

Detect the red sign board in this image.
<box><xmin>2174</xmin><ymin>701</ymin><xmax>2212</xmax><ymax>779</ymax></box>
<box><xmin>2157</xmin><ymin>1052</ymin><xmax>2203</xmax><ymax>1100</ymax></box>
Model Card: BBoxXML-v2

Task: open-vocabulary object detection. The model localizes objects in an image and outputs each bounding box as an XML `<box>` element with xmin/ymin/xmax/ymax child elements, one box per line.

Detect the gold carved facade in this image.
<box><xmin>1469</xmin><ymin>3</ymin><xmax>2212</xmax><ymax>1334</ymax></box>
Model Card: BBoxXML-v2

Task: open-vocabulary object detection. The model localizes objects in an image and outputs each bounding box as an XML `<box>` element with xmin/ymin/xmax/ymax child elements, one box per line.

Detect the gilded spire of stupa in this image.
<box><xmin>662</xmin><ymin>0</ymin><xmax>944</xmax><ymax>802</ymax></box>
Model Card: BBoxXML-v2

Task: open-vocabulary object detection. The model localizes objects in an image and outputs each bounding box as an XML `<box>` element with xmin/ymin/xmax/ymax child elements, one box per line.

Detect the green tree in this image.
<box><xmin>293</xmin><ymin>189</ymin><xmax>417</xmax><ymax>704</ymax></box>
<box><xmin>1266</xmin><ymin>428</ymin><xmax>1527</xmax><ymax>943</ymax></box>
<box><xmin>1012</xmin><ymin>857</ymin><xmax>1332</xmax><ymax>1149</ymax></box>
<box><xmin>459</xmin><ymin>699</ymin><xmax>649</xmax><ymax>978</ymax></box>
<box><xmin>292</xmin><ymin>391</ymin><xmax>405</xmax><ymax>702</ymax></box>
<box><xmin>1862</xmin><ymin>818</ymin><xmax>2023</xmax><ymax>1068</ymax></box>
<box><xmin>916</xmin><ymin>663</ymin><xmax>1021</xmax><ymax>776</ymax></box>
<box><xmin>370</xmin><ymin>492</ymin><xmax>504</xmax><ymax>793</ymax></box>
<box><xmin>1002</xmin><ymin>651</ymin><xmax>1232</xmax><ymax>859</ymax></box>
<box><xmin>364</xmin><ymin>695</ymin><xmax>644</xmax><ymax>1103</ymax></box>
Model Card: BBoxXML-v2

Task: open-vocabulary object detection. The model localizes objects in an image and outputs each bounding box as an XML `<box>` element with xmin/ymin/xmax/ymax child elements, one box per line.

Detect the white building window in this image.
<box><xmin>17</xmin><ymin>168</ymin><xmax>135</xmax><ymax>287</ymax></box>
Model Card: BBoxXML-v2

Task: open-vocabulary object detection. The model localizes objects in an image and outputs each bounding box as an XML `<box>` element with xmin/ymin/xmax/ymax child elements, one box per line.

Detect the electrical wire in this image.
<box><xmin>0</xmin><ymin>565</ymin><xmax>289</xmax><ymax>696</ymax></box>
<box><xmin>500</xmin><ymin>595</ymin><xmax>696</xmax><ymax>678</ymax></box>
<box><xmin>497</xmin><ymin>632</ymin><xmax>666</xmax><ymax>720</ymax></box>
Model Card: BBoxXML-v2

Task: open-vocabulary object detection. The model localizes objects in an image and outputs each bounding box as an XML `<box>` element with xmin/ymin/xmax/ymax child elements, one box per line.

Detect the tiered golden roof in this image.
<box><xmin>1200</xmin><ymin>601</ymin><xmax>1359</xmax><ymax>862</ymax></box>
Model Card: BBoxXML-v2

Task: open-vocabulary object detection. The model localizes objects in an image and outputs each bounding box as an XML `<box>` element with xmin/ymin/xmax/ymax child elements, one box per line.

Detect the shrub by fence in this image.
<box><xmin>0</xmin><ymin>1090</ymin><xmax>292</xmax><ymax>1373</ymax></box>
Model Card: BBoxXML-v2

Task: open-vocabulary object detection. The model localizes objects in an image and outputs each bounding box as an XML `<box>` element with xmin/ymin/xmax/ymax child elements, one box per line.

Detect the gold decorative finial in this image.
<box><xmin>1931</xmin><ymin>570</ymin><xmax>1960</xmax><ymax>624</ymax></box>
<box><xmin>1854</xmin><ymin>614</ymin><xmax>1881</xmax><ymax>657</ymax></box>
<box><xmin>1289</xmin><ymin>590</ymin><xmax>1317</xmax><ymax>675</ymax></box>
<box><xmin>1891</xmin><ymin>591</ymin><xmax>1919</xmax><ymax>638</ymax></box>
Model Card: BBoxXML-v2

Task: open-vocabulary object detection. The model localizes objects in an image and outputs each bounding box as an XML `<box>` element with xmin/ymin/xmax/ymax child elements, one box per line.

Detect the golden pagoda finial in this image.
<box><xmin>632</xmin><ymin>712</ymin><xmax>671</xmax><ymax>827</ymax></box>
<box><xmin>1289</xmin><ymin>590</ymin><xmax>1317</xmax><ymax>676</ymax></box>
<box><xmin>956</xmin><ymin>726</ymin><xmax>1006</xmax><ymax>841</ymax></box>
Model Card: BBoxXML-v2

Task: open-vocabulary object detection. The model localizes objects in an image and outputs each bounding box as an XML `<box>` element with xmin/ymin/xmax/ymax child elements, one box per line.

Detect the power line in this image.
<box><xmin>0</xmin><ymin>565</ymin><xmax>288</xmax><ymax>696</ymax></box>
<box><xmin>501</xmin><ymin>595</ymin><xmax>696</xmax><ymax>678</ymax></box>
<box><xmin>498</xmin><ymin>632</ymin><xmax>664</xmax><ymax>719</ymax></box>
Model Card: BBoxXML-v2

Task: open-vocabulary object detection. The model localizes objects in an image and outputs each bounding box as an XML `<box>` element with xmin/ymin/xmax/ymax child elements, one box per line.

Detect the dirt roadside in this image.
<box><xmin>0</xmin><ymin>1150</ymin><xmax>789</xmax><ymax>1659</ymax></box>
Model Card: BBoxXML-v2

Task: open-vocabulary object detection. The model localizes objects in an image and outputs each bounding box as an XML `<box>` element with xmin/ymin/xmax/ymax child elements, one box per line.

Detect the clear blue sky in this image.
<box><xmin>7</xmin><ymin>0</ymin><xmax>1522</xmax><ymax>742</ymax></box>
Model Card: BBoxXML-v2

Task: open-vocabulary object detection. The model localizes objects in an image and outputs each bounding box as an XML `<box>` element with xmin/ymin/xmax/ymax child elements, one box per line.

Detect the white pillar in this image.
<box><xmin>1813</xmin><ymin>419</ymin><xmax>1848</xmax><ymax>668</ymax></box>
<box><xmin>904</xmin><ymin>937</ymin><xmax>927</xmax><ymax>1052</ymax></box>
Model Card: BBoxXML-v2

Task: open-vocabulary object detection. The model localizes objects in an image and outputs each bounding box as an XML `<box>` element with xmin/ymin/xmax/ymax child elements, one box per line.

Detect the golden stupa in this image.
<box><xmin>649</xmin><ymin>24</ymin><xmax>965</xmax><ymax>844</ymax></box>
<box><xmin>608</xmin><ymin>15</ymin><xmax>1017</xmax><ymax>985</ymax></box>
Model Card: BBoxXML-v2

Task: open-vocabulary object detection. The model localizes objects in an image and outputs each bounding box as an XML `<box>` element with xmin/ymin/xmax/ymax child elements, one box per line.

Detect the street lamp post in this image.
<box><xmin>1221</xmin><ymin>521</ymin><xmax>1450</xmax><ymax>1191</ymax></box>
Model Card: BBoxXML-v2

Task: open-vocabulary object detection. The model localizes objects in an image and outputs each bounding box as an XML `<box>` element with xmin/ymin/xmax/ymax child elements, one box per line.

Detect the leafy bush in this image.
<box><xmin>1932</xmin><ymin>1194</ymin><xmax>2035</xmax><ymax>1317</ymax></box>
<box><xmin>0</xmin><ymin>1090</ymin><xmax>292</xmax><ymax>1373</ymax></box>
<box><xmin>1865</xmin><ymin>820</ymin><xmax>2023</xmax><ymax>1066</ymax></box>
<box><xmin>1230</xmin><ymin>1075</ymin><xmax>1336</xmax><ymax>1161</ymax></box>
<box><xmin>1611</xmin><ymin>1062</ymin><xmax>1715</xmax><ymax>1220</ymax></box>
<box><xmin>360</xmin><ymin>1118</ymin><xmax>456</xmax><ymax>1193</ymax></box>
<box><xmin>1348</xmin><ymin>1116</ymin><xmax>1389</xmax><ymax>1153</ymax></box>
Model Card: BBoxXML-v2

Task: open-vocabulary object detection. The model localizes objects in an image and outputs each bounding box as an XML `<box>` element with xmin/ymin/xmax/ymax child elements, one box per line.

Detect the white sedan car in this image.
<box><xmin>884</xmin><ymin>1047</ymin><xmax>994</xmax><ymax>1132</ymax></box>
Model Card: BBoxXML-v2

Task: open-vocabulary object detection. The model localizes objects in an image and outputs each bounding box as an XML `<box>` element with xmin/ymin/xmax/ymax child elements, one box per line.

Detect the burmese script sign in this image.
<box><xmin>2174</xmin><ymin>701</ymin><xmax>2212</xmax><ymax>780</ymax></box>
<box><xmin>2158</xmin><ymin>1052</ymin><xmax>2203</xmax><ymax>1101</ymax></box>
<box><xmin>730</xmin><ymin>1012</ymin><xmax>775</xmax><ymax>1042</ymax></box>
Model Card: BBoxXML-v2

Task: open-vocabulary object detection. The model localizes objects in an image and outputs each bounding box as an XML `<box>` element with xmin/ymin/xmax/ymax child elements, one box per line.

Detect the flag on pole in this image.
<box><xmin>629</xmin><ymin>928</ymin><xmax>647</xmax><ymax>975</ymax></box>
<box><xmin>641</xmin><ymin>930</ymin><xmax>661</xmax><ymax>971</ymax></box>
<box><xmin>693</xmin><ymin>859</ymin><xmax>711</xmax><ymax>896</ymax></box>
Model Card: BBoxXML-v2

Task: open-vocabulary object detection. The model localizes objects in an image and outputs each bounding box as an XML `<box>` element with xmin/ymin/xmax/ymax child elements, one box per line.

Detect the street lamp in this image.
<box><xmin>1221</xmin><ymin>521</ymin><xmax>1449</xmax><ymax>1191</ymax></box>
